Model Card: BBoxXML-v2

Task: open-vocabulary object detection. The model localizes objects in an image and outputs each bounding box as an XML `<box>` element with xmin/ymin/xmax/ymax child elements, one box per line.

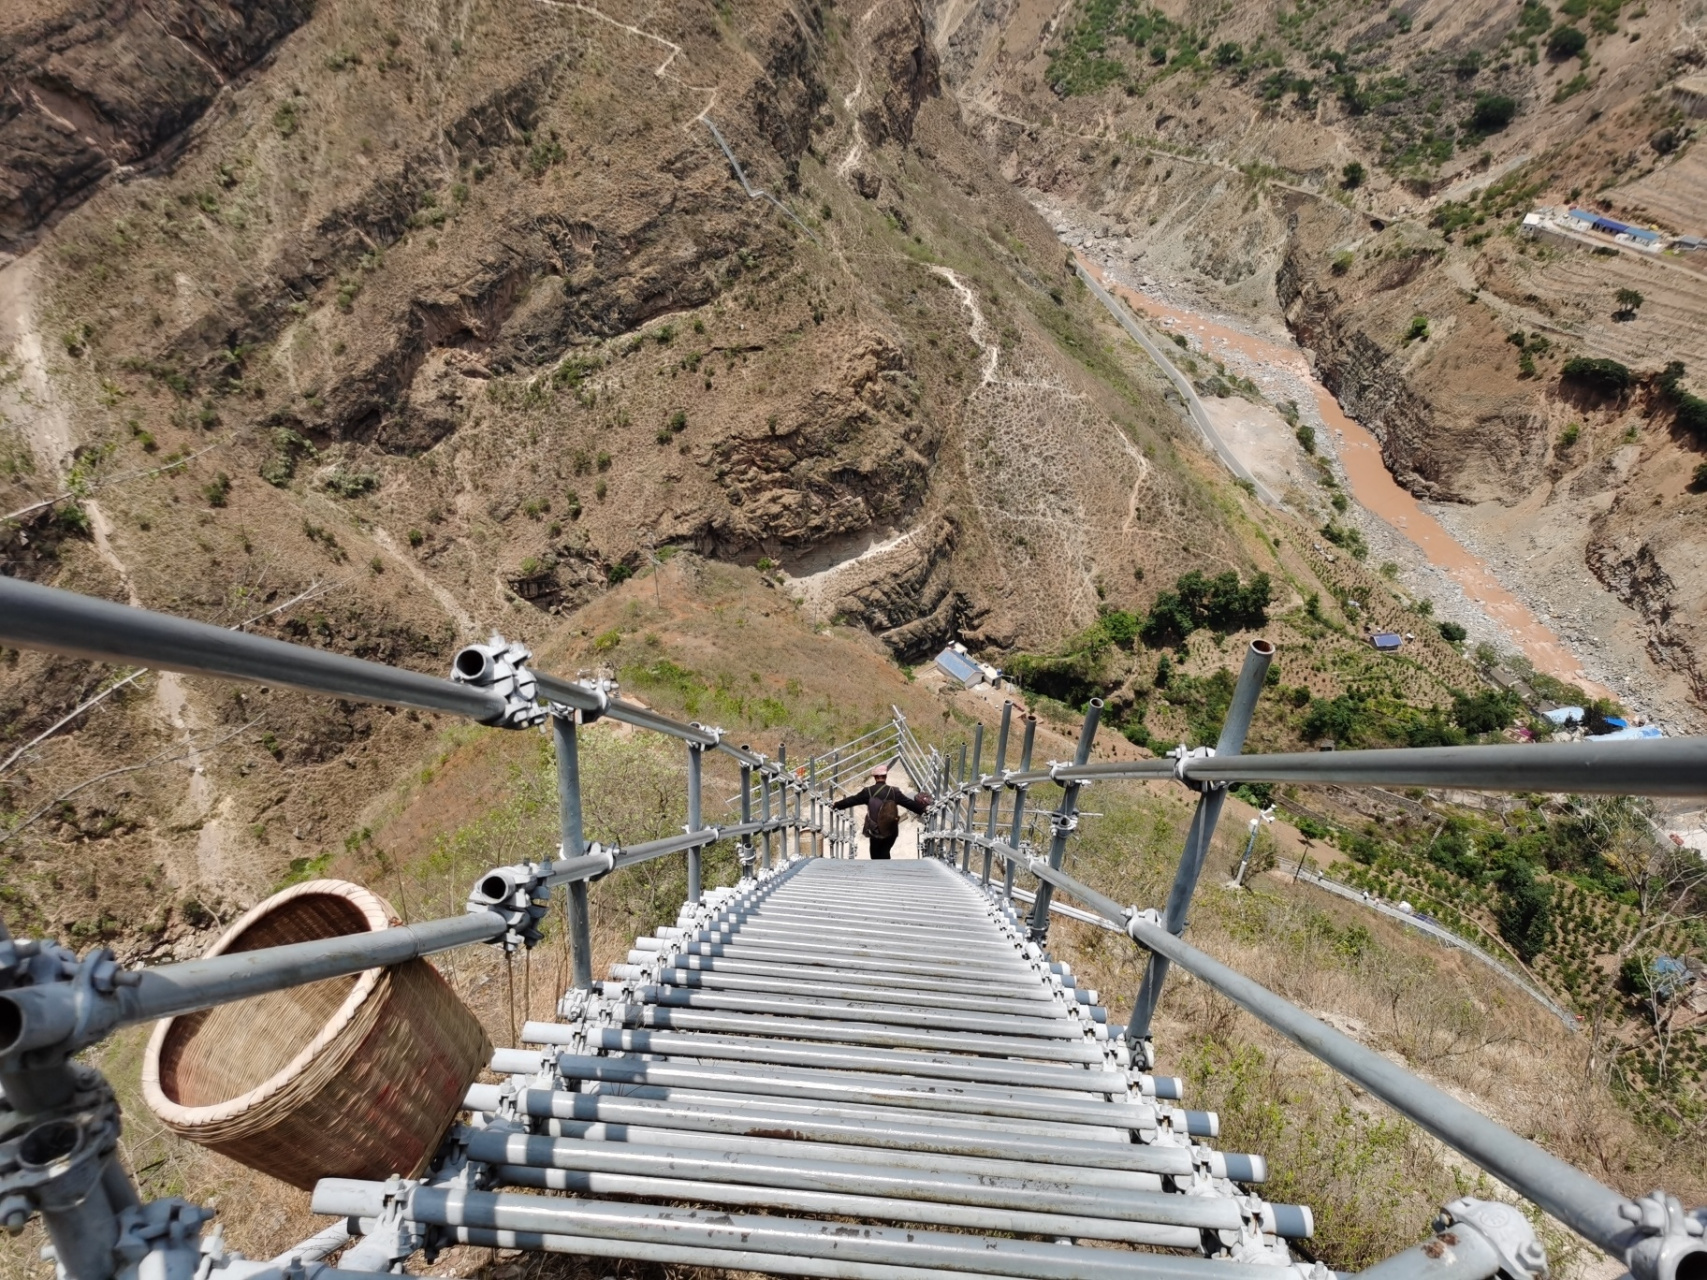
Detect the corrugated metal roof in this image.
<box><xmin>934</xmin><ymin>648</ymin><xmax>983</xmax><ymax>685</ymax></box>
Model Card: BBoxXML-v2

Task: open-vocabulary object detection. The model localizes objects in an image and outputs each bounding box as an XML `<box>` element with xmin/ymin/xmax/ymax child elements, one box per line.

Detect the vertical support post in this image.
<box><xmin>553</xmin><ymin>712</ymin><xmax>593</xmax><ymax>992</ymax></box>
<box><xmin>1233</xmin><ymin>817</ymin><xmax>1261</xmax><ymax>887</ymax></box>
<box><xmin>1028</xmin><ymin>701</ymin><xmax>1102</xmax><ymax>939</ymax></box>
<box><xmin>778</xmin><ymin>743</ymin><xmax>792</xmax><ymax>861</ymax></box>
<box><xmin>963</xmin><ymin>724</ymin><xmax>984</xmax><ymax>872</ymax></box>
<box><xmin>685</xmin><ymin>741</ymin><xmax>703</xmax><ymax>904</ymax></box>
<box><xmin>760</xmin><ymin>768</ymin><xmax>774</xmax><ymax>870</ymax></box>
<box><xmin>982</xmin><ymin>702</ymin><xmax>1012</xmax><ymax>887</ymax></box>
<box><xmin>942</xmin><ymin>751</ymin><xmax>956</xmax><ymax>865</ymax></box>
<box><xmin>1128</xmin><ymin>639</ymin><xmax>1274</xmax><ymax>1042</ymax></box>
<box><xmin>738</xmin><ymin>754</ymin><xmax>755</xmax><ymax>880</ymax></box>
<box><xmin>1005</xmin><ymin>714</ymin><xmax>1037</xmax><ymax>902</ymax></box>
<box><xmin>954</xmin><ymin>742</ymin><xmax>968</xmax><ymax>868</ymax></box>
<box><xmin>794</xmin><ymin>782</ymin><xmax>805</xmax><ymax>860</ymax></box>
<box><xmin>809</xmin><ymin>758</ymin><xmax>821</xmax><ymax>858</ymax></box>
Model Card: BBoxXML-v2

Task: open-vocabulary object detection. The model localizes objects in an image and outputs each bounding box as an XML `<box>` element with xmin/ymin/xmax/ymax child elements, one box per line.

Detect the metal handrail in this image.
<box><xmin>0</xmin><ymin>576</ymin><xmax>507</xmax><ymax>722</ymax></box>
<box><xmin>931</xmin><ymin>738</ymin><xmax>1707</xmax><ymax>798</ymax></box>
<box><xmin>1011</xmin><ymin>856</ymin><xmax>1659</xmax><ymax>1269</ymax></box>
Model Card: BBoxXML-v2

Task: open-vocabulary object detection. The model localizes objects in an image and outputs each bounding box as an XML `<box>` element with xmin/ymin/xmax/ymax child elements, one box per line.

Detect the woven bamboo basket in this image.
<box><xmin>142</xmin><ymin>880</ymin><xmax>491</xmax><ymax>1189</ymax></box>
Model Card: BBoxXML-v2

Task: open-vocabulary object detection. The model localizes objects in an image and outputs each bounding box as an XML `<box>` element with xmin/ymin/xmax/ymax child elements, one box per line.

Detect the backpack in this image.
<box><xmin>865</xmin><ymin>785</ymin><xmax>901</xmax><ymax>840</ymax></box>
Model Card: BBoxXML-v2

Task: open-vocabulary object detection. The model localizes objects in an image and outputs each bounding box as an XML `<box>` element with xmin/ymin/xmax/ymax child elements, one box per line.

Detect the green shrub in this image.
<box><xmin>1340</xmin><ymin>161</ymin><xmax>1365</xmax><ymax>189</ymax></box>
<box><xmin>272</xmin><ymin>99</ymin><xmax>302</xmax><ymax>137</ymax></box>
<box><xmin>56</xmin><ymin>502</ymin><xmax>91</xmax><ymax>535</ymax></box>
<box><xmin>259</xmin><ymin>428</ymin><xmax>315</xmax><ymax>487</ymax></box>
<box><xmin>1139</xmin><ymin>569</ymin><xmax>1272</xmax><ymax>647</ymax></box>
<box><xmin>323</xmin><ymin>469</ymin><xmax>379</xmax><ymax>498</ymax></box>
<box><xmin>1467</xmin><ymin>94</ymin><xmax>1517</xmax><ymax>132</ymax></box>
<box><xmin>1320</xmin><ymin>521</ymin><xmax>1369</xmax><ymax>560</ymax></box>
<box><xmin>1546</xmin><ymin>24</ymin><xmax>1587</xmax><ymax>57</ymax></box>
<box><xmin>1404</xmin><ymin>315</ymin><xmax>1430</xmax><ymax>342</ymax></box>
<box><xmin>1659</xmin><ymin>362</ymin><xmax>1707</xmax><ymax>443</ymax></box>
<box><xmin>1437</xmin><ymin>620</ymin><xmax>1467</xmax><ymax>643</ymax></box>
<box><xmin>526</xmin><ymin>136</ymin><xmax>566</xmax><ymax>175</ymax></box>
<box><xmin>1561</xmin><ymin>356</ymin><xmax>1633</xmax><ymax>397</ymax></box>
<box><xmin>1303</xmin><ymin>692</ymin><xmax>1369</xmax><ymax>745</ymax></box>
<box><xmin>1331</xmin><ymin>250</ymin><xmax>1354</xmax><ymax>275</ymax></box>
<box><xmin>1496</xmin><ymin>861</ymin><xmax>1552</xmax><ymax>961</ymax></box>
<box><xmin>607</xmin><ymin>563</ymin><xmax>632</xmax><ymax>585</ymax></box>
<box><xmin>1560</xmin><ymin>422</ymin><xmax>1580</xmax><ymax>448</ymax></box>
<box><xmin>1451</xmin><ymin>688</ymin><xmax>1519</xmax><ymax>735</ymax></box>
<box><xmin>202</xmin><ymin>472</ymin><xmax>231</xmax><ymax>507</ymax></box>
<box><xmin>1294</xmin><ymin>423</ymin><xmax>1317</xmax><ymax>454</ymax></box>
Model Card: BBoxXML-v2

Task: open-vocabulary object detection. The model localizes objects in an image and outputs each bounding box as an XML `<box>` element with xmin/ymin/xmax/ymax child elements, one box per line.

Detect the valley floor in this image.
<box><xmin>1047</xmin><ymin>199</ymin><xmax>1702</xmax><ymax>735</ymax></box>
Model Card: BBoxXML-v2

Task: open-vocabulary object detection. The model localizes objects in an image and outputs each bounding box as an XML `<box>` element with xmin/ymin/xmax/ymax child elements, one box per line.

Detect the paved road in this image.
<box><xmin>1075</xmin><ymin>262</ymin><xmax>1282</xmax><ymax>508</ymax></box>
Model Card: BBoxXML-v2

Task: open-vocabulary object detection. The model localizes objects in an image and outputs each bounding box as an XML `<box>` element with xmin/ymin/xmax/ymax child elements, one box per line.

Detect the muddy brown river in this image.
<box><xmin>1092</xmin><ymin>271</ymin><xmax>1612</xmax><ymax>700</ymax></box>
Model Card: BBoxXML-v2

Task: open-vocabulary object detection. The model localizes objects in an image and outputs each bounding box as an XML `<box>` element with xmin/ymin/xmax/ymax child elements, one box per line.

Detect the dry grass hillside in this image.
<box><xmin>931</xmin><ymin>0</ymin><xmax>1707</xmax><ymax>709</ymax></box>
<box><xmin>0</xmin><ymin>0</ymin><xmax>1290</xmax><ymax>953</ymax></box>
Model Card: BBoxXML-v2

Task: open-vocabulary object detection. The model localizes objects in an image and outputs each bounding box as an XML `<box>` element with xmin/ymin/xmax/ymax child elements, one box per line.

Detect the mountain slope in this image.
<box><xmin>930</xmin><ymin>0</ymin><xmax>1707</xmax><ymax>713</ymax></box>
<box><xmin>0</xmin><ymin>0</ymin><xmax>1272</xmax><ymax>939</ymax></box>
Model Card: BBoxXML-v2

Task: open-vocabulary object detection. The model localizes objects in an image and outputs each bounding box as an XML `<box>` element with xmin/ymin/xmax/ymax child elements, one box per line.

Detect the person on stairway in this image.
<box><xmin>832</xmin><ymin>764</ymin><xmax>930</xmax><ymax>860</ymax></box>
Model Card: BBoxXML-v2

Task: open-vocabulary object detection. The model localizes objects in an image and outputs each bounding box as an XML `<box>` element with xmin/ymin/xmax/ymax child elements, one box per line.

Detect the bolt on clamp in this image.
<box><xmin>466</xmin><ymin>861</ymin><xmax>552</xmax><ymax>950</ymax></box>
<box><xmin>111</xmin><ymin>1199</ymin><xmax>217</xmax><ymax>1279</ymax></box>
<box><xmin>1441</xmin><ymin>1198</ymin><xmax>1549</xmax><ymax>1280</ymax></box>
<box><xmin>0</xmin><ymin>1064</ymin><xmax>120</xmax><ymax>1235</ymax></box>
<box><xmin>451</xmin><ymin>636</ymin><xmax>546</xmax><ymax>729</ymax></box>
<box><xmin>338</xmin><ymin>1175</ymin><xmax>428</xmax><ymax>1272</ymax></box>
<box><xmin>1620</xmin><ymin>1191</ymin><xmax>1706</xmax><ymax>1280</ymax></box>
<box><xmin>1169</xmin><ymin>744</ymin><xmax>1220</xmax><ymax>790</ymax></box>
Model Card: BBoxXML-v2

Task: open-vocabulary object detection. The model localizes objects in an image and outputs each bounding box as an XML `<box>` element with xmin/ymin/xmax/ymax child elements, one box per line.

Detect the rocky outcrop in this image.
<box><xmin>862</xmin><ymin>1</ymin><xmax>942</xmax><ymax>146</ymax></box>
<box><xmin>830</xmin><ymin>515</ymin><xmax>975</xmax><ymax>658</ymax></box>
<box><xmin>1587</xmin><ymin>522</ymin><xmax>1707</xmax><ymax>704</ymax></box>
<box><xmin>1277</xmin><ymin>236</ymin><xmax>1449</xmax><ymax>495</ymax></box>
<box><xmin>1277</xmin><ymin>217</ymin><xmax>1550</xmax><ymax>504</ymax></box>
<box><xmin>0</xmin><ymin>0</ymin><xmax>313</xmax><ymax>254</ymax></box>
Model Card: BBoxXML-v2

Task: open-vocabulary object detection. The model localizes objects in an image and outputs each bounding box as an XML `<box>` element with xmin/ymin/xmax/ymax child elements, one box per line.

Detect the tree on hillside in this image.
<box><xmin>1341</xmin><ymin>160</ymin><xmax>1365</xmax><ymax>189</ymax></box>
<box><xmin>1561</xmin><ymin>356</ymin><xmax>1634</xmax><ymax>399</ymax></box>
<box><xmin>1659</xmin><ymin>361</ymin><xmax>1707</xmax><ymax>443</ymax></box>
<box><xmin>1467</xmin><ymin>94</ymin><xmax>1517</xmax><ymax>133</ymax></box>
<box><xmin>1140</xmin><ymin>570</ymin><xmax>1272</xmax><ymax>647</ymax></box>
<box><xmin>1451</xmin><ymin>688</ymin><xmax>1519</xmax><ymax>735</ymax></box>
<box><xmin>1613</xmin><ymin>288</ymin><xmax>1644</xmax><ymax>320</ymax></box>
<box><xmin>1495</xmin><ymin>860</ymin><xmax>1552</xmax><ymax>962</ymax></box>
<box><xmin>1547</xmin><ymin>24</ymin><xmax>1588</xmax><ymax>58</ymax></box>
<box><xmin>1560</xmin><ymin>797</ymin><xmax>1707</xmax><ymax>1104</ymax></box>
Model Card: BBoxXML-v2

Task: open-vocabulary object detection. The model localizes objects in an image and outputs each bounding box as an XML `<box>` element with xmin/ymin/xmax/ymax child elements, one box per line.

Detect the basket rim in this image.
<box><xmin>141</xmin><ymin>879</ymin><xmax>398</xmax><ymax>1128</ymax></box>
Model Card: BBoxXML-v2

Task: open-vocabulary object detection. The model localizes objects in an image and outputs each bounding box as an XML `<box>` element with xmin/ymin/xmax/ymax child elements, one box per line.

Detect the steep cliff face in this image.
<box><xmin>1588</xmin><ymin>484</ymin><xmax>1707</xmax><ymax>705</ymax></box>
<box><xmin>1275</xmin><ymin>205</ymin><xmax>1554</xmax><ymax>504</ymax></box>
<box><xmin>0</xmin><ymin>0</ymin><xmax>314</xmax><ymax>254</ymax></box>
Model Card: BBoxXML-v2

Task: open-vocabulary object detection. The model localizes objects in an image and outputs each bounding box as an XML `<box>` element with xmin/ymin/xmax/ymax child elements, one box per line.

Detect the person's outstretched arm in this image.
<box><xmin>832</xmin><ymin>787</ymin><xmax>869</xmax><ymax>811</ymax></box>
<box><xmin>899</xmin><ymin>790</ymin><xmax>930</xmax><ymax>815</ymax></box>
